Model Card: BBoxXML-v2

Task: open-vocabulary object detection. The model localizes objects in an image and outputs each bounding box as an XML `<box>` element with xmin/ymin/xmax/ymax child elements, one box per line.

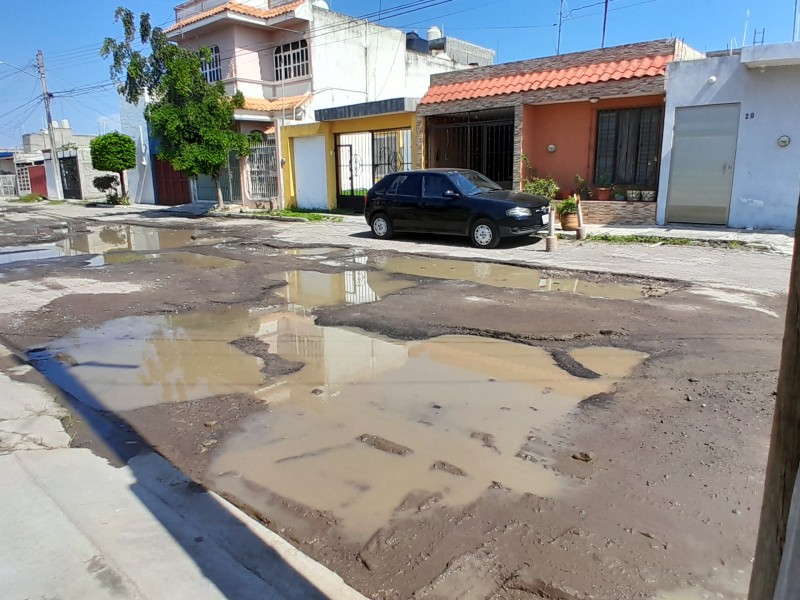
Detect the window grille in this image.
<box><xmin>274</xmin><ymin>40</ymin><xmax>309</xmax><ymax>81</ymax></box>
<box><xmin>594</xmin><ymin>106</ymin><xmax>663</xmax><ymax>187</ymax></box>
<box><xmin>199</xmin><ymin>46</ymin><xmax>222</xmax><ymax>83</ymax></box>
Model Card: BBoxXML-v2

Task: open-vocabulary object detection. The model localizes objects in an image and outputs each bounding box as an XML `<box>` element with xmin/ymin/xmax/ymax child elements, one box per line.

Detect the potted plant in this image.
<box><xmin>575</xmin><ymin>174</ymin><xmax>592</xmax><ymax>201</ymax></box>
<box><xmin>614</xmin><ymin>189</ymin><xmax>626</xmax><ymax>201</ymax></box>
<box><xmin>555</xmin><ymin>196</ymin><xmax>579</xmax><ymax>231</ymax></box>
<box><xmin>626</xmin><ymin>189</ymin><xmax>641</xmax><ymax>202</ymax></box>
<box><xmin>641</xmin><ymin>190</ymin><xmax>656</xmax><ymax>202</ymax></box>
<box><xmin>594</xmin><ymin>173</ymin><xmax>613</xmax><ymax>201</ymax></box>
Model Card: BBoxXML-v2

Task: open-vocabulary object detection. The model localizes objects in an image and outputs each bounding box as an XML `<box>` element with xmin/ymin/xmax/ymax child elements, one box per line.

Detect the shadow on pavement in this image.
<box><xmin>24</xmin><ymin>348</ymin><xmax>336</xmax><ymax>599</ymax></box>
<box><xmin>349</xmin><ymin>230</ymin><xmax>544</xmax><ymax>250</ymax></box>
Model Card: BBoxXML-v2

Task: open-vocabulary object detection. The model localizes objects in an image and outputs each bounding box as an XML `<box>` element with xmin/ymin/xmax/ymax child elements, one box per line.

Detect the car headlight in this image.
<box><xmin>506</xmin><ymin>206</ymin><xmax>532</xmax><ymax>217</ymax></box>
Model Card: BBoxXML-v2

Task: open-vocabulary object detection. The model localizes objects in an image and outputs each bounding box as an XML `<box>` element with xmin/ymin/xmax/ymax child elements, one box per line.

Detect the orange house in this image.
<box><xmin>417</xmin><ymin>39</ymin><xmax>702</xmax><ymax>225</ymax></box>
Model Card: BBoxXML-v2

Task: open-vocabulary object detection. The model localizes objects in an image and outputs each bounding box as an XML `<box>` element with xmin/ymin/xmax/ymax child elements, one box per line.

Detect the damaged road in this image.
<box><xmin>0</xmin><ymin>204</ymin><xmax>787</xmax><ymax>600</ymax></box>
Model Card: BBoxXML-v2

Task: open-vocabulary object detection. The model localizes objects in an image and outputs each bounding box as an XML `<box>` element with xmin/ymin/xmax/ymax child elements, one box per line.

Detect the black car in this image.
<box><xmin>364</xmin><ymin>169</ymin><xmax>550</xmax><ymax>248</ymax></box>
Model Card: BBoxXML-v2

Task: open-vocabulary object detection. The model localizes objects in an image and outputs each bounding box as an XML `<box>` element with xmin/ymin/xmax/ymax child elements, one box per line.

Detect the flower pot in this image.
<box><xmin>641</xmin><ymin>190</ymin><xmax>656</xmax><ymax>202</ymax></box>
<box><xmin>559</xmin><ymin>212</ymin><xmax>579</xmax><ymax>231</ymax></box>
<box><xmin>626</xmin><ymin>189</ymin><xmax>641</xmax><ymax>202</ymax></box>
<box><xmin>594</xmin><ymin>187</ymin><xmax>613</xmax><ymax>201</ymax></box>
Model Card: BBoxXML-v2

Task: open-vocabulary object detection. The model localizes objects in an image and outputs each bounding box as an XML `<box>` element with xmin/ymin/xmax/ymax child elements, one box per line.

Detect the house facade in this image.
<box><xmin>417</xmin><ymin>39</ymin><xmax>703</xmax><ymax>225</ymax></box>
<box><xmin>15</xmin><ymin>121</ymin><xmax>105</xmax><ymax>201</ymax></box>
<box><xmin>165</xmin><ymin>0</ymin><xmax>493</xmax><ymax>209</ymax></box>
<box><xmin>658</xmin><ymin>42</ymin><xmax>800</xmax><ymax>230</ymax></box>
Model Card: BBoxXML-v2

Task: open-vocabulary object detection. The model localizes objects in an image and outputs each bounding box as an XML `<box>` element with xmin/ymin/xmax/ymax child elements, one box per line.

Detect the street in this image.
<box><xmin>0</xmin><ymin>200</ymin><xmax>790</xmax><ymax>599</ymax></box>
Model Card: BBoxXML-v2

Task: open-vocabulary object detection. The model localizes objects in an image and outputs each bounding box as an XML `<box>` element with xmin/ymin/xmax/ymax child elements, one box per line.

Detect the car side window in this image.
<box><xmin>422</xmin><ymin>175</ymin><xmax>451</xmax><ymax>198</ymax></box>
<box><xmin>394</xmin><ymin>174</ymin><xmax>421</xmax><ymax>197</ymax></box>
<box><xmin>387</xmin><ymin>175</ymin><xmax>406</xmax><ymax>195</ymax></box>
<box><xmin>372</xmin><ymin>175</ymin><xmax>395</xmax><ymax>194</ymax></box>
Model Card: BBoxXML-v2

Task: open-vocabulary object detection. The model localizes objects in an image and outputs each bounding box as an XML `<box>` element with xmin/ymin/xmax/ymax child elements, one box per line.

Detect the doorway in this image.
<box><xmin>666</xmin><ymin>104</ymin><xmax>740</xmax><ymax>225</ymax></box>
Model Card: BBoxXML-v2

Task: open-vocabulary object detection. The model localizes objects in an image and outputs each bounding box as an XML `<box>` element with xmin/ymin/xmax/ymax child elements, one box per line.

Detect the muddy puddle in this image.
<box><xmin>37</xmin><ymin>307</ymin><xmax>647</xmax><ymax>542</ymax></box>
<box><xmin>0</xmin><ymin>224</ymin><xmax>213</xmax><ymax>267</ymax></box>
<box><xmin>365</xmin><ymin>254</ymin><xmax>659</xmax><ymax>299</ymax></box>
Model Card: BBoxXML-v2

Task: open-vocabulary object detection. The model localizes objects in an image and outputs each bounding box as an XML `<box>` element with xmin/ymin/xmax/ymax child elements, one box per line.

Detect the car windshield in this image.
<box><xmin>449</xmin><ymin>171</ymin><xmax>503</xmax><ymax>195</ymax></box>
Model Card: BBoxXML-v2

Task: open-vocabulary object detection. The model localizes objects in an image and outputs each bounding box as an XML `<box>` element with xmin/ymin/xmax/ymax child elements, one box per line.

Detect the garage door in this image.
<box><xmin>294</xmin><ymin>136</ymin><xmax>328</xmax><ymax>211</ymax></box>
<box><xmin>666</xmin><ymin>104</ymin><xmax>740</xmax><ymax>225</ymax></box>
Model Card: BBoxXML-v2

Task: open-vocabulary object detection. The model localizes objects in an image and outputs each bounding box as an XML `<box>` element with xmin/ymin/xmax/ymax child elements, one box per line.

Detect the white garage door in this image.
<box><xmin>294</xmin><ymin>136</ymin><xmax>328</xmax><ymax>211</ymax></box>
<box><xmin>666</xmin><ymin>103</ymin><xmax>740</xmax><ymax>225</ymax></box>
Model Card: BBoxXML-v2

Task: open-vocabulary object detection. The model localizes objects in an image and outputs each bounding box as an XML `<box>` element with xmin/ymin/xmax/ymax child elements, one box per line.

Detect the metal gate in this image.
<box><xmin>220</xmin><ymin>137</ymin><xmax>278</xmax><ymax>204</ymax></box>
<box><xmin>59</xmin><ymin>154</ymin><xmax>82</xmax><ymax>200</ymax></box>
<box><xmin>0</xmin><ymin>174</ymin><xmax>16</xmax><ymax>196</ymax></box>
<box><xmin>426</xmin><ymin>109</ymin><xmax>514</xmax><ymax>189</ymax></box>
<box><xmin>248</xmin><ymin>138</ymin><xmax>278</xmax><ymax>201</ymax></box>
<box><xmin>335</xmin><ymin>128</ymin><xmax>412</xmax><ymax>212</ymax></box>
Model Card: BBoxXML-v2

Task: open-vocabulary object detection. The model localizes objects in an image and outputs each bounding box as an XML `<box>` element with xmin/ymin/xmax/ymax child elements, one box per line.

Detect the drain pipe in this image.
<box><xmin>545</xmin><ymin>205</ymin><xmax>557</xmax><ymax>252</ymax></box>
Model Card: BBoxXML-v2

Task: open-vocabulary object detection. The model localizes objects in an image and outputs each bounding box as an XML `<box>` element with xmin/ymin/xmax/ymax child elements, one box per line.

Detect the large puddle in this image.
<box><xmin>0</xmin><ymin>225</ymin><xmax>212</xmax><ymax>266</ymax></box>
<box><xmin>38</xmin><ymin>307</ymin><xmax>647</xmax><ymax>541</ymax></box>
<box><xmin>367</xmin><ymin>255</ymin><xmax>658</xmax><ymax>300</ymax></box>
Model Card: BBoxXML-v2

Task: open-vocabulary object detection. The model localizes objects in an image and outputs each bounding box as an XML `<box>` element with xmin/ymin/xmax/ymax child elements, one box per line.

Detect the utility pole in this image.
<box><xmin>601</xmin><ymin>0</ymin><xmax>610</xmax><ymax>48</ymax></box>
<box><xmin>556</xmin><ymin>0</ymin><xmax>564</xmax><ymax>55</ymax></box>
<box><xmin>748</xmin><ymin>192</ymin><xmax>800</xmax><ymax>599</ymax></box>
<box><xmin>36</xmin><ymin>49</ymin><xmax>63</xmax><ymax>200</ymax></box>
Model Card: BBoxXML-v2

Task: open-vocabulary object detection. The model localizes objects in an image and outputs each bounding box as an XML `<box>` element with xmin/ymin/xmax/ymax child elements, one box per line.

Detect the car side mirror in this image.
<box><xmin>443</xmin><ymin>189</ymin><xmax>460</xmax><ymax>199</ymax></box>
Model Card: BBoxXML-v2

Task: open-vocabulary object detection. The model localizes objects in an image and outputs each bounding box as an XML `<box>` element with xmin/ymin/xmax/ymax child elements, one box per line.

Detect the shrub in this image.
<box><xmin>523</xmin><ymin>176</ymin><xmax>560</xmax><ymax>200</ymax></box>
<box><xmin>554</xmin><ymin>197</ymin><xmax>578</xmax><ymax>217</ymax></box>
<box><xmin>92</xmin><ymin>174</ymin><xmax>130</xmax><ymax>205</ymax></box>
<box><xmin>16</xmin><ymin>193</ymin><xmax>45</xmax><ymax>203</ymax></box>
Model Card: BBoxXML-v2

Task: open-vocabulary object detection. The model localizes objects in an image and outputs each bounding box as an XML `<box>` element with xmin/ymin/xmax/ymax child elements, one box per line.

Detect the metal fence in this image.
<box><xmin>220</xmin><ymin>138</ymin><xmax>278</xmax><ymax>204</ymax></box>
<box><xmin>0</xmin><ymin>174</ymin><xmax>16</xmax><ymax>196</ymax></box>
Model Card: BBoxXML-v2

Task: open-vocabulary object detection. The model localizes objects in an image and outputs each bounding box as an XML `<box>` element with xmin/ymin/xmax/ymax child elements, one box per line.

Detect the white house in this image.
<box><xmin>658</xmin><ymin>42</ymin><xmax>800</xmax><ymax>230</ymax></box>
<box><xmin>163</xmin><ymin>0</ymin><xmax>494</xmax><ymax>208</ymax></box>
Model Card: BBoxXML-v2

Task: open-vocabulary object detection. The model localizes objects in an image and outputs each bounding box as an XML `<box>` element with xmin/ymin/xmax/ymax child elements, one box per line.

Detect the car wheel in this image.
<box><xmin>470</xmin><ymin>218</ymin><xmax>499</xmax><ymax>248</ymax></box>
<box><xmin>371</xmin><ymin>214</ymin><xmax>393</xmax><ymax>239</ymax></box>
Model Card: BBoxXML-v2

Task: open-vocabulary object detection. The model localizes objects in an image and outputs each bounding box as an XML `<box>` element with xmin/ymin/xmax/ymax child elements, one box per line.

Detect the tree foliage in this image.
<box><xmin>101</xmin><ymin>7</ymin><xmax>258</xmax><ymax>207</ymax></box>
<box><xmin>90</xmin><ymin>132</ymin><xmax>136</xmax><ymax>198</ymax></box>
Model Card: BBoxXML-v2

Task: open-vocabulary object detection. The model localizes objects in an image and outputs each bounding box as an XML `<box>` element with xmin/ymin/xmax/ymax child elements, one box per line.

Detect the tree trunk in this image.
<box><xmin>748</xmin><ymin>195</ymin><xmax>800</xmax><ymax>599</ymax></box>
<box><xmin>213</xmin><ymin>175</ymin><xmax>224</xmax><ymax>209</ymax></box>
<box><xmin>118</xmin><ymin>170</ymin><xmax>127</xmax><ymax>198</ymax></box>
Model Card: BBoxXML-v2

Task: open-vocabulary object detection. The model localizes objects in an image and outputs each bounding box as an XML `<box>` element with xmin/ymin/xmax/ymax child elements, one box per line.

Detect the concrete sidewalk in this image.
<box><xmin>0</xmin><ymin>345</ymin><xmax>366</xmax><ymax>600</ymax></box>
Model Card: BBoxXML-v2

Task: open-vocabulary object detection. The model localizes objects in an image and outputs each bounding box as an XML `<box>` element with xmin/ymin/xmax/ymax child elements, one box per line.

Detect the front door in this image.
<box><xmin>59</xmin><ymin>156</ymin><xmax>82</xmax><ymax>200</ymax></box>
<box><xmin>295</xmin><ymin>135</ymin><xmax>328</xmax><ymax>211</ymax></box>
<box><xmin>666</xmin><ymin>104</ymin><xmax>740</xmax><ymax>225</ymax></box>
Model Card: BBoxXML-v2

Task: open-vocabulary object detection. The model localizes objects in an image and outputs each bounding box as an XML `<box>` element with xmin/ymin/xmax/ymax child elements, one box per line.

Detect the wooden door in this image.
<box><xmin>153</xmin><ymin>158</ymin><xmax>190</xmax><ymax>205</ymax></box>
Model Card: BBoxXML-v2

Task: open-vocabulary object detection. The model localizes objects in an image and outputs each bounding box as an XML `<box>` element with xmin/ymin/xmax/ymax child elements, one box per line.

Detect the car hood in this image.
<box><xmin>478</xmin><ymin>190</ymin><xmax>550</xmax><ymax>208</ymax></box>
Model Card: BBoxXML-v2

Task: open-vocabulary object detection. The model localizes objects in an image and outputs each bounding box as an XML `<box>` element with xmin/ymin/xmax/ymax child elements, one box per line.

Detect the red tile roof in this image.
<box><xmin>241</xmin><ymin>94</ymin><xmax>309</xmax><ymax>112</ymax></box>
<box><xmin>420</xmin><ymin>54</ymin><xmax>673</xmax><ymax>105</ymax></box>
<box><xmin>166</xmin><ymin>0</ymin><xmax>304</xmax><ymax>33</ymax></box>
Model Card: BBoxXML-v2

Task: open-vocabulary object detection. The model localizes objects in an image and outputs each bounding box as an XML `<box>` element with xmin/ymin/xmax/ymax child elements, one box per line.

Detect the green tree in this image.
<box><xmin>101</xmin><ymin>8</ymin><xmax>258</xmax><ymax>208</ymax></box>
<box><xmin>90</xmin><ymin>132</ymin><xmax>136</xmax><ymax>198</ymax></box>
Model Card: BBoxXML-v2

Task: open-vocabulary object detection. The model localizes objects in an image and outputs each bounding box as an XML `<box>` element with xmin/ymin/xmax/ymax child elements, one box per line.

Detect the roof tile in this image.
<box><xmin>166</xmin><ymin>0</ymin><xmax>304</xmax><ymax>33</ymax></box>
<box><xmin>241</xmin><ymin>94</ymin><xmax>309</xmax><ymax>112</ymax></box>
<box><xmin>421</xmin><ymin>54</ymin><xmax>672</xmax><ymax>105</ymax></box>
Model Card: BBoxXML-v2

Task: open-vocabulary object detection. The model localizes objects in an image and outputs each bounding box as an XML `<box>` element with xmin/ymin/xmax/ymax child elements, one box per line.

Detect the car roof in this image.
<box><xmin>388</xmin><ymin>168</ymin><xmax>477</xmax><ymax>176</ymax></box>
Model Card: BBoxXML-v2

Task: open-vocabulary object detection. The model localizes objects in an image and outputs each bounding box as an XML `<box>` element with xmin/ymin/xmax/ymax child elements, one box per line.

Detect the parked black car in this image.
<box><xmin>364</xmin><ymin>169</ymin><xmax>550</xmax><ymax>248</ymax></box>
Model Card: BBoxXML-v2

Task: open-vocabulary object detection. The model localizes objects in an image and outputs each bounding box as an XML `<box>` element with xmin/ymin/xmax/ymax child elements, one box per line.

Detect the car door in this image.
<box><xmin>385</xmin><ymin>173</ymin><xmax>421</xmax><ymax>230</ymax></box>
<box><xmin>419</xmin><ymin>174</ymin><xmax>471</xmax><ymax>233</ymax></box>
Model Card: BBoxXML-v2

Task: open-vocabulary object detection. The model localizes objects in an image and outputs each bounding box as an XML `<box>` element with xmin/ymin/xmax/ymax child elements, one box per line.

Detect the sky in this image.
<box><xmin>0</xmin><ymin>0</ymin><xmax>796</xmax><ymax>148</ymax></box>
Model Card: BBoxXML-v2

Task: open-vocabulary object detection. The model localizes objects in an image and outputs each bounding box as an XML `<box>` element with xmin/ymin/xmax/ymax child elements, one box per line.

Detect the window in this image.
<box><xmin>594</xmin><ymin>106</ymin><xmax>663</xmax><ymax>187</ymax></box>
<box><xmin>274</xmin><ymin>40</ymin><xmax>309</xmax><ymax>81</ymax></box>
<box><xmin>199</xmin><ymin>45</ymin><xmax>222</xmax><ymax>83</ymax></box>
<box><xmin>422</xmin><ymin>174</ymin><xmax>450</xmax><ymax>198</ymax></box>
<box><xmin>387</xmin><ymin>174</ymin><xmax>420</xmax><ymax>196</ymax></box>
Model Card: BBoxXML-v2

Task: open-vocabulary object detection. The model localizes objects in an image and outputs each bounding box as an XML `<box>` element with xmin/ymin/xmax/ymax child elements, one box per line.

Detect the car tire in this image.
<box><xmin>470</xmin><ymin>218</ymin><xmax>499</xmax><ymax>249</ymax></box>
<box><xmin>371</xmin><ymin>213</ymin><xmax>393</xmax><ymax>239</ymax></box>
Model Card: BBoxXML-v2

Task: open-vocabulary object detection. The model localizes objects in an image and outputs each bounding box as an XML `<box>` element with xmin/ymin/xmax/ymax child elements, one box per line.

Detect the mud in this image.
<box><xmin>0</xmin><ymin>213</ymin><xmax>783</xmax><ymax>600</ymax></box>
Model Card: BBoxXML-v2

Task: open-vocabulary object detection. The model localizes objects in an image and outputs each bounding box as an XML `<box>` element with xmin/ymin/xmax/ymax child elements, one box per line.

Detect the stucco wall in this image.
<box><xmin>658</xmin><ymin>53</ymin><xmax>800</xmax><ymax>230</ymax></box>
<box><xmin>119</xmin><ymin>99</ymin><xmax>156</xmax><ymax>204</ymax></box>
<box><xmin>522</xmin><ymin>95</ymin><xmax>663</xmax><ymax>195</ymax></box>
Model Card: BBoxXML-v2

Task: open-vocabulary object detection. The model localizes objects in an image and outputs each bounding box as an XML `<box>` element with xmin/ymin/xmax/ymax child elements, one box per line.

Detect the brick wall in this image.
<box><xmin>581</xmin><ymin>201</ymin><xmax>656</xmax><ymax>225</ymax></box>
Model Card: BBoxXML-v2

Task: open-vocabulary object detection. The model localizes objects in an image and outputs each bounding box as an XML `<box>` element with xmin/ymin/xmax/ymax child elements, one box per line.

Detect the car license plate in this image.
<box><xmin>541</xmin><ymin>213</ymin><xmax>549</xmax><ymax>225</ymax></box>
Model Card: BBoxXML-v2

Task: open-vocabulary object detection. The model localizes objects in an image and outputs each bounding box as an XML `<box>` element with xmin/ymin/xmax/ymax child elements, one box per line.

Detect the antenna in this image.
<box><xmin>794</xmin><ymin>0</ymin><xmax>799</xmax><ymax>42</ymax></box>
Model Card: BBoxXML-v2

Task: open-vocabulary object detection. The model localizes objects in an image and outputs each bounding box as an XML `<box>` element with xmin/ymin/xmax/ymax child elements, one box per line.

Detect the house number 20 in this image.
<box><xmin>745</xmin><ymin>112</ymin><xmax>756</xmax><ymax>119</ymax></box>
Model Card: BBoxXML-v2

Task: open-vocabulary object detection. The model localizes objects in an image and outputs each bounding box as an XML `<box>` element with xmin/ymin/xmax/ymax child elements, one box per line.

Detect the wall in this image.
<box><xmin>521</xmin><ymin>95</ymin><xmax>664</xmax><ymax>195</ymax></box>
<box><xmin>281</xmin><ymin>112</ymin><xmax>416</xmax><ymax>209</ymax></box>
<box><xmin>658</xmin><ymin>52</ymin><xmax>800</xmax><ymax>229</ymax></box>
<box><xmin>120</xmin><ymin>99</ymin><xmax>156</xmax><ymax>204</ymax></box>
<box><xmin>581</xmin><ymin>200</ymin><xmax>656</xmax><ymax>225</ymax></box>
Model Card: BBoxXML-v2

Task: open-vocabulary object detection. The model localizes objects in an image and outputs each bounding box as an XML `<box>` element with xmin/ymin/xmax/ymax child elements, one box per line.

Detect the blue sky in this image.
<box><xmin>0</xmin><ymin>0</ymin><xmax>795</xmax><ymax>148</ymax></box>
